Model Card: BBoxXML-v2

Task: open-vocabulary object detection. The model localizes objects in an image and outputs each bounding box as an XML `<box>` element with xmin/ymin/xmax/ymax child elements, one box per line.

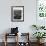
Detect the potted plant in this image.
<box><xmin>33</xmin><ymin>32</ymin><xmax>46</xmax><ymax>43</ymax></box>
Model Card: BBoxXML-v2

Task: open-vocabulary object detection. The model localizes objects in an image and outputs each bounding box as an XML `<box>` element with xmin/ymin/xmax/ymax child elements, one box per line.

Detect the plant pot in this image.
<box><xmin>37</xmin><ymin>39</ymin><xmax>45</xmax><ymax>44</ymax></box>
<box><xmin>40</xmin><ymin>39</ymin><xmax>45</xmax><ymax>43</ymax></box>
<box><xmin>37</xmin><ymin>39</ymin><xmax>40</xmax><ymax>43</ymax></box>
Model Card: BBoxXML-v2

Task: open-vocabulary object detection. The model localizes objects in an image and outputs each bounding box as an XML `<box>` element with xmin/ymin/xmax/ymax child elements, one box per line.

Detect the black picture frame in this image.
<box><xmin>11</xmin><ymin>6</ymin><xmax>24</xmax><ymax>22</ymax></box>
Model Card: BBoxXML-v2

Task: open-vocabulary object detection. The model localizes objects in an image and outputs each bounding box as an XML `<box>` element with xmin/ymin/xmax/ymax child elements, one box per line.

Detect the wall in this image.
<box><xmin>0</xmin><ymin>0</ymin><xmax>36</xmax><ymax>42</ymax></box>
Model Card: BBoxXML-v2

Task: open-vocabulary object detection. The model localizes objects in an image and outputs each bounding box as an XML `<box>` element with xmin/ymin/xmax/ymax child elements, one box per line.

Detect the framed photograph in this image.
<box><xmin>11</xmin><ymin>6</ymin><xmax>24</xmax><ymax>22</ymax></box>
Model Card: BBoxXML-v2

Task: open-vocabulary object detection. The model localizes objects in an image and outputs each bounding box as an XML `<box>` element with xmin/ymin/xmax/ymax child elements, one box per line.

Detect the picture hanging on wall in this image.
<box><xmin>11</xmin><ymin>6</ymin><xmax>24</xmax><ymax>22</ymax></box>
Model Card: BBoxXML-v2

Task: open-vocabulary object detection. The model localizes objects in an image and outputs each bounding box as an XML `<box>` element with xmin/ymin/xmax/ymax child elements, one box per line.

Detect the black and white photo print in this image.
<box><xmin>11</xmin><ymin>6</ymin><xmax>24</xmax><ymax>22</ymax></box>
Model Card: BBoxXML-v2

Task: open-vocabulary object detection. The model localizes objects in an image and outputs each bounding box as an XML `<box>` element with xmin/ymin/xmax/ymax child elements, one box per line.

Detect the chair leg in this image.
<box><xmin>5</xmin><ymin>41</ymin><xmax>7</xmax><ymax>46</ymax></box>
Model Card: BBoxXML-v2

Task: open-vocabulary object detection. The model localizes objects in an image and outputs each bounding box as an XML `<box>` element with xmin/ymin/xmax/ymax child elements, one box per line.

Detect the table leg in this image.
<box><xmin>4</xmin><ymin>34</ymin><xmax>7</xmax><ymax>46</ymax></box>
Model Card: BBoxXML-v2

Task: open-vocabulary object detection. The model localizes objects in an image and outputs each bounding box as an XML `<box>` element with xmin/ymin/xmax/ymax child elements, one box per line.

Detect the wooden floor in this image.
<box><xmin>0</xmin><ymin>42</ymin><xmax>46</xmax><ymax>46</ymax></box>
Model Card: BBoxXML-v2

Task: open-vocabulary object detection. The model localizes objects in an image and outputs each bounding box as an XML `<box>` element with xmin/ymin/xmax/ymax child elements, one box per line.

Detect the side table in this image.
<box><xmin>4</xmin><ymin>33</ymin><xmax>18</xmax><ymax>46</ymax></box>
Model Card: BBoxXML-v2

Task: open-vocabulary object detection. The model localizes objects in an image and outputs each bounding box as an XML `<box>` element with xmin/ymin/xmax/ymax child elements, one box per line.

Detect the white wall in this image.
<box><xmin>0</xmin><ymin>0</ymin><xmax>37</xmax><ymax>42</ymax></box>
<box><xmin>0</xmin><ymin>0</ymin><xmax>36</xmax><ymax>34</ymax></box>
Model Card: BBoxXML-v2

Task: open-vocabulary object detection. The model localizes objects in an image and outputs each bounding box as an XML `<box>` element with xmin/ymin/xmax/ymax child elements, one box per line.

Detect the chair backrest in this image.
<box><xmin>18</xmin><ymin>33</ymin><xmax>29</xmax><ymax>42</ymax></box>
